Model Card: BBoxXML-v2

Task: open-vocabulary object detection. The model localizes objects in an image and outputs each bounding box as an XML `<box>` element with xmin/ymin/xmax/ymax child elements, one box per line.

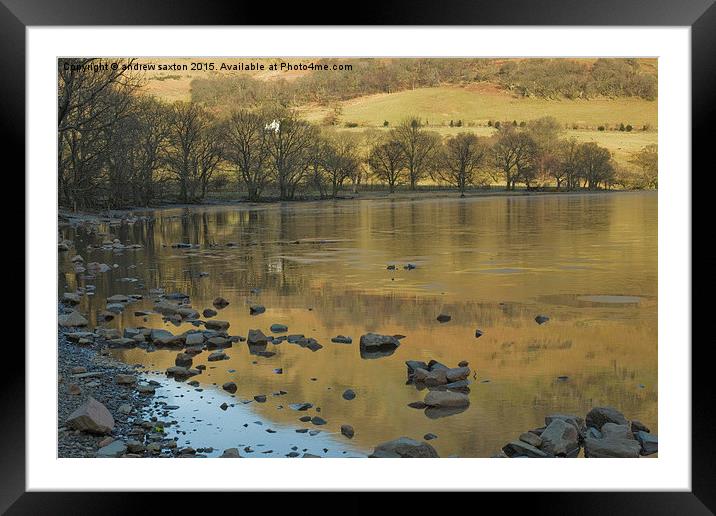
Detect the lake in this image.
<box><xmin>58</xmin><ymin>191</ymin><xmax>657</xmax><ymax>457</ymax></box>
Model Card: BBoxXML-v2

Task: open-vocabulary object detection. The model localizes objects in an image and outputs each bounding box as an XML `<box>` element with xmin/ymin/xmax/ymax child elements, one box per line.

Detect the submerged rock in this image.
<box><xmin>270</xmin><ymin>323</ymin><xmax>288</xmax><ymax>333</ymax></box>
<box><xmin>475</xmin><ymin>329</ymin><xmax>484</xmax><ymax>338</ymax></box>
<box><xmin>436</xmin><ymin>314</ymin><xmax>451</xmax><ymax>323</ymax></box>
<box><xmin>342</xmin><ymin>389</ymin><xmax>356</xmax><ymax>400</ymax></box>
<box><xmin>423</xmin><ymin>390</ymin><xmax>470</xmax><ymax>408</ymax></box>
<box><xmin>535</xmin><ymin>315</ymin><xmax>550</xmax><ymax>325</ymax></box>
<box><xmin>213</xmin><ymin>296</ymin><xmax>230</xmax><ymax>308</ymax></box>
<box><xmin>369</xmin><ymin>437</ymin><xmax>439</xmax><ymax>458</ymax></box>
<box><xmin>249</xmin><ymin>305</ymin><xmax>266</xmax><ymax>315</ymax></box>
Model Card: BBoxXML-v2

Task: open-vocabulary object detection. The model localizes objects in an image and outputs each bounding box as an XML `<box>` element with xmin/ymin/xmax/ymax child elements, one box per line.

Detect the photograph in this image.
<box><xmin>56</xmin><ymin>56</ymin><xmax>659</xmax><ymax>460</ymax></box>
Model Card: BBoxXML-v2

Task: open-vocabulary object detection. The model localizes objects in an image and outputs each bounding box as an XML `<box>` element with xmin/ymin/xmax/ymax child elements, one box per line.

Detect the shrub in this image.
<box><xmin>619</xmin><ymin>123</ymin><xmax>626</xmax><ymax>131</ymax></box>
<box><xmin>344</xmin><ymin>121</ymin><xmax>359</xmax><ymax>128</ymax></box>
<box><xmin>626</xmin><ymin>124</ymin><xmax>633</xmax><ymax>132</ymax></box>
<box><xmin>494</xmin><ymin>121</ymin><xmax>501</xmax><ymax>129</ymax></box>
<box><xmin>383</xmin><ymin>120</ymin><xmax>389</xmax><ymax>127</ymax></box>
<box><xmin>598</xmin><ymin>125</ymin><xmax>605</xmax><ymax>131</ymax></box>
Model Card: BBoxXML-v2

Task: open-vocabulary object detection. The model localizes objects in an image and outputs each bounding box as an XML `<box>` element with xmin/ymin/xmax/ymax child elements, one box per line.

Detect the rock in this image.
<box><xmin>114</xmin><ymin>374</ymin><xmax>136</xmax><ymax>385</ymax></box>
<box><xmin>407</xmin><ymin>401</ymin><xmax>427</xmax><ymax>409</ymax></box>
<box><xmin>458</xmin><ymin>360</ymin><xmax>469</xmax><ymax>368</ymax></box>
<box><xmin>445</xmin><ymin>367</ymin><xmax>470</xmax><ymax>383</ymax></box>
<box><xmin>254</xmin><ymin>395</ymin><xmax>267</xmax><ymax>403</ymax></box>
<box><xmin>175</xmin><ymin>353</ymin><xmax>193</xmax><ymax>368</ymax></box>
<box><xmin>176</xmin><ymin>307</ymin><xmax>200</xmax><ymax>319</ymax></box>
<box><xmin>635</xmin><ymin>431</ymin><xmax>658</xmax><ymax>456</ymax></box>
<box><xmin>287</xmin><ymin>334</ymin><xmax>305</xmax><ymax>343</ymax></box>
<box><xmin>249</xmin><ymin>305</ymin><xmax>266</xmax><ymax>315</ymax></box>
<box><xmin>359</xmin><ymin>333</ymin><xmax>400</xmax><ymax>357</ymax></box>
<box><xmin>519</xmin><ymin>432</ymin><xmax>543</xmax><ymax>448</ymax></box>
<box><xmin>369</xmin><ymin>437</ymin><xmax>439</xmax><ymax>458</ymax></box>
<box><xmin>535</xmin><ymin>315</ymin><xmax>550</xmax><ymax>325</ymax></box>
<box><xmin>107</xmin><ymin>294</ymin><xmax>130</xmax><ymax>303</ymax></box>
<box><xmin>221</xmin><ymin>448</ymin><xmax>241</xmax><ymax>458</ymax></box>
<box><xmin>150</xmin><ymin>328</ymin><xmax>174</xmax><ymax>342</ymax></box>
<box><xmin>220</xmin><ymin>402</ymin><xmax>228</xmax><ymax>411</ymax></box>
<box><xmin>475</xmin><ymin>329</ymin><xmax>484</xmax><ymax>338</ymax></box>
<box><xmin>436</xmin><ymin>314</ymin><xmax>451</xmax><ymax>323</ymax></box>
<box><xmin>423</xmin><ymin>390</ymin><xmax>470</xmax><ymax>408</ymax></box>
<box><xmin>331</xmin><ymin>335</ymin><xmax>352</xmax><ymax>344</ymax></box>
<box><xmin>126</xmin><ymin>440</ymin><xmax>144</xmax><ymax>453</ymax></box>
<box><xmin>207</xmin><ymin>336</ymin><xmax>230</xmax><ymax>349</ymax></box>
<box><xmin>585</xmin><ymin>406</ymin><xmax>629</xmax><ymax>430</ymax></box>
<box><xmin>213</xmin><ymin>296</ymin><xmax>229</xmax><ymax>308</ymax></box>
<box><xmin>58</xmin><ymin>311</ymin><xmax>89</xmax><ymax>327</ymax></box>
<box><xmin>67</xmin><ymin>383</ymin><xmax>81</xmax><ymax>395</ymax></box>
<box><xmin>70</xmin><ymin>366</ymin><xmax>87</xmax><ymax>374</ymax></box>
<box><xmin>423</xmin><ymin>433</ymin><xmax>438</xmax><ymax>440</ymax></box>
<box><xmin>341</xmin><ymin>425</ymin><xmax>355</xmax><ymax>439</ymax></box>
<box><xmin>342</xmin><ymin>389</ymin><xmax>356</xmax><ymax>401</ymax></box>
<box><xmin>540</xmin><ymin>419</ymin><xmax>580</xmax><ymax>457</ymax></box>
<box><xmin>585</xmin><ymin>427</ymin><xmax>602</xmax><ymax>440</ymax></box>
<box><xmin>118</xmin><ymin>404</ymin><xmax>132</xmax><ymax>415</ymax></box>
<box><xmin>405</xmin><ymin>360</ymin><xmax>429</xmax><ymax>378</ymax></box>
<box><xmin>184</xmin><ymin>333</ymin><xmax>205</xmax><ymax>346</ymax></box>
<box><xmin>136</xmin><ymin>383</ymin><xmax>155</xmax><ymax>395</ymax></box>
<box><xmin>502</xmin><ymin>440</ymin><xmax>549</xmax><ymax>458</ymax></box>
<box><xmin>631</xmin><ymin>420</ymin><xmax>651</xmax><ymax>434</ymax></box>
<box><xmin>413</xmin><ymin>367</ymin><xmax>447</xmax><ymax>386</ymax></box>
<box><xmin>311</xmin><ymin>416</ymin><xmax>327</xmax><ymax>425</ymax></box>
<box><xmin>404</xmin><ymin>263</ymin><xmax>417</xmax><ymax>270</ymax></box>
<box><xmin>290</xmin><ymin>403</ymin><xmax>313</xmax><ymax>411</ymax></box>
<box><xmin>165</xmin><ymin>366</ymin><xmax>196</xmax><ymax>379</ymax></box>
<box><xmin>223</xmin><ymin>382</ymin><xmax>237</xmax><ymax>394</ymax></box>
<box><xmin>545</xmin><ymin>414</ymin><xmax>586</xmax><ymax>437</ymax></box>
<box><xmin>584</xmin><ymin>437</ymin><xmax>641</xmax><ymax>458</ymax></box>
<box><xmin>601</xmin><ymin>423</ymin><xmax>633</xmax><ymax>441</ymax></box>
<box><xmin>62</xmin><ymin>292</ymin><xmax>81</xmax><ymax>305</ymax></box>
<box><xmin>207</xmin><ymin>351</ymin><xmax>228</xmax><ymax>361</ymax></box>
<box><xmin>96</xmin><ymin>440</ymin><xmax>127</xmax><ymax>458</ymax></box>
<box><xmin>270</xmin><ymin>324</ymin><xmax>288</xmax><ymax>333</ymax></box>
<box><xmin>247</xmin><ymin>329</ymin><xmax>268</xmax><ymax>345</ymax></box>
<box><xmin>202</xmin><ymin>308</ymin><xmax>217</xmax><ymax>318</ymax></box>
<box><xmin>205</xmin><ymin>320</ymin><xmax>230</xmax><ymax>331</ymax></box>
<box><xmin>65</xmin><ymin>397</ymin><xmax>114</xmax><ymax>434</ymax></box>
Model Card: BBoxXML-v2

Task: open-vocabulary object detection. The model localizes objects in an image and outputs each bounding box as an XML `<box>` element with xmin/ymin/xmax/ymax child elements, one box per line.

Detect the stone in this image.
<box><xmin>270</xmin><ymin>324</ymin><xmax>288</xmax><ymax>333</ymax></box>
<box><xmin>601</xmin><ymin>423</ymin><xmax>633</xmax><ymax>441</ymax></box>
<box><xmin>136</xmin><ymin>383</ymin><xmax>155</xmax><ymax>395</ymax></box>
<box><xmin>184</xmin><ymin>333</ymin><xmax>205</xmax><ymax>347</ymax></box>
<box><xmin>115</xmin><ymin>374</ymin><xmax>136</xmax><ymax>385</ymax></box>
<box><xmin>62</xmin><ymin>292</ymin><xmax>81</xmax><ymax>305</ymax></box>
<box><xmin>405</xmin><ymin>360</ymin><xmax>429</xmax><ymax>378</ymax></box>
<box><xmin>223</xmin><ymin>382</ymin><xmax>237</xmax><ymax>394</ymax></box>
<box><xmin>436</xmin><ymin>314</ymin><xmax>451</xmax><ymax>323</ymax></box>
<box><xmin>202</xmin><ymin>308</ymin><xmax>217</xmax><ymax>318</ymax></box>
<box><xmin>221</xmin><ymin>448</ymin><xmax>241</xmax><ymax>458</ymax></box>
<box><xmin>175</xmin><ymin>353</ymin><xmax>193</xmax><ymax>368</ymax></box>
<box><xmin>249</xmin><ymin>305</ymin><xmax>266</xmax><ymax>315</ymax></box>
<box><xmin>311</xmin><ymin>416</ymin><xmax>327</xmax><ymax>425</ymax></box>
<box><xmin>96</xmin><ymin>440</ymin><xmax>127</xmax><ymax>458</ymax></box>
<box><xmin>65</xmin><ymin>397</ymin><xmax>114</xmax><ymax>434</ymax></box>
<box><xmin>213</xmin><ymin>296</ymin><xmax>229</xmax><ymax>308</ymax></box>
<box><xmin>423</xmin><ymin>390</ymin><xmax>470</xmax><ymax>408</ymax></box>
<box><xmin>540</xmin><ymin>419</ymin><xmax>580</xmax><ymax>457</ymax></box>
<box><xmin>205</xmin><ymin>320</ymin><xmax>230</xmax><ymax>331</ymax></box>
<box><xmin>585</xmin><ymin>406</ymin><xmax>629</xmax><ymax>430</ymax></box>
<box><xmin>445</xmin><ymin>366</ymin><xmax>470</xmax><ymax>383</ymax></box>
<box><xmin>247</xmin><ymin>329</ymin><xmax>268</xmax><ymax>345</ymax></box>
<box><xmin>70</xmin><ymin>366</ymin><xmax>87</xmax><ymax>374</ymax></box>
<box><xmin>502</xmin><ymin>440</ymin><xmax>549</xmax><ymax>458</ymax></box>
<box><xmin>107</xmin><ymin>294</ymin><xmax>130</xmax><ymax>303</ymax></box>
<box><xmin>635</xmin><ymin>431</ymin><xmax>658</xmax><ymax>456</ymax></box>
<box><xmin>67</xmin><ymin>383</ymin><xmax>81</xmax><ymax>395</ymax></box>
<box><xmin>342</xmin><ymin>389</ymin><xmax>356</xmax><ymax>400</ymax></box>
<box><xmin>290</xmin><ymin>403</ymin><xmax>313</xmax><ymax>411</ymax></box>
<box><xmin>584</xmin><ymin>437</ymin><xmax>641</xmax><ymax>458</ymax></box>
<box><xmin>631</xmin><ymin>420</ymin><xmax>651</xmax><ymax>434</ymax></box>
<box><xmin>545</xmin><ymin>414</ymin><xmax>586</xmax><ymax>436</ymax></box>
<box><xmin>519</xmin><ymin>432</ymin><xmax>543</xmax><ymax>448</ymax></box>
<box><xmin>58</xmin><ymin>311</ymin><xmax>89</xmax><ymax>327</ymax></box>
<box><xmin>535</xmin><ymin>315</ymin><xmax>550</xmax><ymax>325</ymax></box>
<box><xmin>423</xmin><ymin>433</ymin><xmax>438</xmax><ymax>440</ymax></box>
<box><xmin>126</xmin><ymin>440</ymin><xmax>145</xmax><ymax>453</ymax></box>
<box><xmin>331</xmin><ymin>335</ymin><xmax>352</xmax><ymax>344</ymax></box>
<box><xmin>208</xmin><ymin>351</ymin><xmax>228</xmax><ymax>361</ymax></box>
<box><xmin>166</xmin><ymin>366</ymin><xmax>196</xmax><ymax>379</ymax></box>
<box><xmin>369</xmin><ymin>437</ymin><xmax>439</xmax><ymax>458</ymax></box>
<box><xmin>254</xmin><ymin>395</ymin><xmax>267</xmax><ymax>403</ymax></box>
<box><xmin>341</xmin><ymin>425</ymin><xmax>355</xmax><ymax>439</ymax></box>
<box><xmin>475</xmin><ymin>329</ymin><xmax>484</xmax><ymax>338</ymax></box>
<box><xmin>359</xmin><ymin>333</ymin><xmax>400</xmax><ymax>356</ymax></box>
<box><xmin>118</xmin><ymin>403</ymin><xmax>132</xmax><ymax>415</ymax></box>
<box><xmin>207</xmin><ymin>336</ymin><xmax>230</xmax><ymax>349</ymax></box>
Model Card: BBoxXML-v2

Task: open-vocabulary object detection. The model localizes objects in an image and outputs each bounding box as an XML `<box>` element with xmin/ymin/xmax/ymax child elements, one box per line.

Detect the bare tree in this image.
<box><xmin>434</xmin><ymin>133</ymin><xmax>490</xmax><ymax>195</ymax></box>
<box><xmin>391</xmin><ymin>118</ymin><xmax>440</xmax><ymax>190</ymax></box>
<box><xmin>323</xmin><ymin>131</ymin><xmax>361</xmax><ymax>198</ymax></box>
<box><xmin>224</xmin><ymin>110</ymin><xmax>270</xmax><ymax>201</ymax></box>
<box><xmin>576</xmin><ymin>142</ymin><xmax>614</xmax><ymax>189</ymax></box>
<box><xmin>265</xmin><ymin>112</ymin><xmax>316</xmax><ymax>200</ymax></box>
<box><xmin>492</xmin><ymin>126</ymin><xmax>537</xmax><ymax>190</ymax></box>
<box><xmin>367</xmin><ymin>139</ymin><xmax>407</xmax><ymax>193</ymax></box>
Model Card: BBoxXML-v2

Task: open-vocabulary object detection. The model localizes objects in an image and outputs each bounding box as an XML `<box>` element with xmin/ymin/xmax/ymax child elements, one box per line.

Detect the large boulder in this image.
<box><xmin>539</xmin><ymin>419</ymin><xmax>580</xmax><ymax>457</ymax></box>
<box><xmin>545</xmin><ymin>414</ymin><xmax>586</xmax><ymax>437</ymax></box>
<box><xmin>586</xmin><ymin>406</ymin><xmax>629</xmax><ymax>430</ymax></box>
<box><xmin>248</xmin><ymin>329</ymin><xmax>268</xmax><ymax>345</ymax></box>
<box><xmin>584</xmin><ymin>437</ymin><xmax>641</xmax><ymax>458</ymax></box>
<box><xmin>59</xmin><ymin>311</ymin><xmax>89</xmax><ymax>327</ymax></box>
<box><xmin>65</xmin><ymin>397</ymin><xmax>115</xmax><ymax>434</ymax></box>
<box><xmin>205</xmin><ymin>320</ymin><xmax>230</xmax><ymax>331</ymax></box>
<box><xmin>423</xmin><ymin>390</ymin><xmax>470</xmax><ymax>408</ymax></box>
<box><xmin>369</xmin><ymin>437</ymin><xmax>439</xmax><ymax>458</ymax></box>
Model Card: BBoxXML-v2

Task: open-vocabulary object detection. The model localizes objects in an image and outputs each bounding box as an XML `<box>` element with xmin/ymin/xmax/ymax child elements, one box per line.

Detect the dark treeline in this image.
<box><xmin>58</xmin><ymin>58</ymin><xmax>656</xmax><ymax>211</ymax></box>
<box><xmin>191</xmin><ymin>58</ymin><xmax>657</xmax><ymax>110</ymax></box>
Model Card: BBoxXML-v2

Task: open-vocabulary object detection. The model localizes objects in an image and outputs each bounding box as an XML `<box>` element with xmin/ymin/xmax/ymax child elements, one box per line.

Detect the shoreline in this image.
<box><xmin>59</xmin><ymin>187</ymin><xmax>655</xmax><ymax>219</ymax></box>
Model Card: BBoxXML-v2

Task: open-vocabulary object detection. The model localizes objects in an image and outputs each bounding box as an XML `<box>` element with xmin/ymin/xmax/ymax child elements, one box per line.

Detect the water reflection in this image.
<box><xmin>59</xmin><ymin>192</ymin><xmax>657</xmax><ymax>457</ymax></box>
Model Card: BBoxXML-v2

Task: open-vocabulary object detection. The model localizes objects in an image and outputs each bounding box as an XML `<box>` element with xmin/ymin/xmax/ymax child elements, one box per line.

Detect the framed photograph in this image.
<box><xmin>9</xmin><ymin>0</ymin><xmax>712</xmax><ymax>511</ymax></box>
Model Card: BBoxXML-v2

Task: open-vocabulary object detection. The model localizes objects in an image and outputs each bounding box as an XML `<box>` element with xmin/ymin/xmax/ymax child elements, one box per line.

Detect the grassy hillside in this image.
<box><xmin>301</xmin><ymin>84</ymin><xmax>657</xmax><ymax>130</ymax></box>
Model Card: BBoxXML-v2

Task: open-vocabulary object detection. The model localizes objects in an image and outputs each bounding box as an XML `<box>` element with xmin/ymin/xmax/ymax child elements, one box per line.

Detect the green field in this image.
<box><xmin>301</xmin><ymin>84</ymin><xmax>657</xmax><ymax>130</ymax></box>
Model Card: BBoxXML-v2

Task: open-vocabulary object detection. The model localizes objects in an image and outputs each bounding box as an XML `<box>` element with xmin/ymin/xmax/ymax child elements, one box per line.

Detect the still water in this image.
<box><xmin>59</xmin><ymin>192</ymin><xmax>657</xmax><ymax>457</ymax></box>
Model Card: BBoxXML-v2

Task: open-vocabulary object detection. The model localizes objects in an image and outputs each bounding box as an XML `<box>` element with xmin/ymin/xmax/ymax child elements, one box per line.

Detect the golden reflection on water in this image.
<box><xmin>60</xmin><ymin>192</ymin><xmax>657</xmax><ymax>457</ymax></box>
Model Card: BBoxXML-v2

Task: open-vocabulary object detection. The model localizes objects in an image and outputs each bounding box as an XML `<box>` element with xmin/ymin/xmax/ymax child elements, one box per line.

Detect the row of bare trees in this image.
<box><xmin>57</xmin><ymin>59</ymin><xmax>638</xmax><ymax>210</ymax></box>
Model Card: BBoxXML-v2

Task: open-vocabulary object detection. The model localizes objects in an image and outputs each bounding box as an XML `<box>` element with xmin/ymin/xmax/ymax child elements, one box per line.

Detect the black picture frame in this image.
<box><xmin>6</xmin><ymin>0</ymin><xmax>712</xmax><ymax>512</ymax></box>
